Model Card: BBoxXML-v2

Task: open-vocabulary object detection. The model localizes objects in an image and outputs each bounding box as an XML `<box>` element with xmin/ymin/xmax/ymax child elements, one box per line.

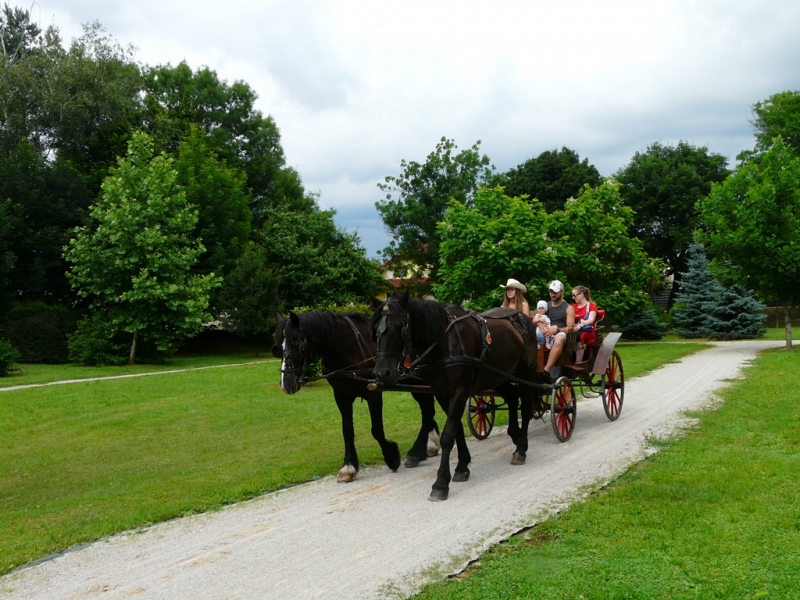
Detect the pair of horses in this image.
<box><xmin>272</xmin><ymin>292</ymin><xmax>547</xmax><ymax>501</ymax></box>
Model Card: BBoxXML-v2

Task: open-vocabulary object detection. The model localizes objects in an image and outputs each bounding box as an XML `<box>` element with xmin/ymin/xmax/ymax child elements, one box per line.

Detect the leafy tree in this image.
<box><xmin>257</xmin><ymin>207</ymin><xmax>384</xmax><ymax>311</ymax></box>
<box><xmin>434</xmin><ymin>186</ymin><xmax>555</xmax><ymax>309</ymax></box>
<box><xmin>548</xmin><ymin>182</ymin><xmax>666</xmax><ymax>317</ymax></box>
<box><xmin>0</xmin><ymin>18</ymin><xmax>140</xmax><ymax>304</ymax></box>
<box><xmin>0</xmin><ymin>337</ymin><xmax>19</xmax><ymax>376</ymax></box>
<box><xmin>615</xmin><ymin>141</ymin><xmax>730</xmax><ymax>305</ymax></box>
<box><xmin>698</xmin><ymin>138</ymin><xmax>800</xmax><ymax>348</ymax></box>
<box><xmin>498</xmin><ymin>147</ymin><xmax>602</xmax><ymax>213</ymax></box>
<box><xmin>434</xmin><ymin>182</ymin><xmax>664</xmax><ymax>318</ymax></box>
<box><xmin>174</xmin><ymin>127</ymin><xmax>251</xmax><ymax>306</ymax></box>
<box><xmin>217</xmin><ymin>242</ymin><xmax>280</xmax><ymax>341</ymax></box>
<box><xmin>0</xmin><ymin>3</ymin><xmax>43</xmax><ymax>63</ymax></box>
<box><xmin>671</xmin><ymin>243</ymin><xmax>726</xmax><ymax>338</ymax></box>
<box><xmin>142</xmin><ymin>62</ymin><xmax>314</xmax><ymax>223</ymax></box>
<box><xmin>376</xmin><ymin>137</ymin><xmax>494</xmax><ymax>278</ymax></box>
<box><xmin>752</xmin><ymin>90</ymin><xmax>800</xmax><ymax>155</ymax></box>
<box><xmin>64</xmin><ymin>132</ymin><xmax>219</xmax><ymax>364</ymax></box>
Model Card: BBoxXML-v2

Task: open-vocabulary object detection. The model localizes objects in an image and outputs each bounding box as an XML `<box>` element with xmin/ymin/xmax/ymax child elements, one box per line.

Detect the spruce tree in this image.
<box><xmin>672</xmin><ymin>243</ymin><xmax>723</xmax><ymax>338</ymax></box>
<box><xmin>705</xmin><ymin>284</ymin><xmax>766</xmax><ymax>340</ymax></box>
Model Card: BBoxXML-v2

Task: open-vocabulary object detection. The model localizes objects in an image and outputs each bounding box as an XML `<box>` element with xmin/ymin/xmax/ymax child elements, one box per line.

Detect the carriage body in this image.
<box><xmin>467</xmin><ymin>308</ymin><xmax>624</xmax><ymax>442</ymax></box>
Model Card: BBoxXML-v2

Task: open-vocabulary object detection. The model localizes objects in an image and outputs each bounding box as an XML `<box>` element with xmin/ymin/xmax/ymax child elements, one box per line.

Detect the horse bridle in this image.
<box><xmin>279</xmin><ymin>326</ymin><xmax>311</xmax><ymax>381</ymax></box>
<box><xmin>375</xmin><ymin>304</ymin><xmax>414</xmax><ymax>374</ymax></box>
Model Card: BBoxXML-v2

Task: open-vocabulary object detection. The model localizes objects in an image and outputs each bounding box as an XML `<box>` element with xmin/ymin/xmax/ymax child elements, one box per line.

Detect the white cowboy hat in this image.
<box><xmin>500</xmin><ymin>278</ymin><xmax>527</xmax><ymax>293</ymax></box>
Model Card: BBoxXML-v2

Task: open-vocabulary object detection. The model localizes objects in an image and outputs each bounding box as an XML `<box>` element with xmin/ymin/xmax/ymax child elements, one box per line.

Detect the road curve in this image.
<box><xmin>0</xmin><ymin>340</ymin><xmax>782</xmax><ymax>600</ymax></box>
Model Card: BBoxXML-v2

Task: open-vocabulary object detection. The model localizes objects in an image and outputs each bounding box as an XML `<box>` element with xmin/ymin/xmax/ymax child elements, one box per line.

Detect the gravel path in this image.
<box><xmin>0</xmin><ymin>340</ymin><xmax>782</xmax><ymax>600</ymax></box>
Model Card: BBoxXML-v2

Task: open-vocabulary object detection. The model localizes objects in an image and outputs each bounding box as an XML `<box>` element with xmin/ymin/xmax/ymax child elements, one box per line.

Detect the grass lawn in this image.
<box><xmin>413</xmin><ymin>346</ymin><xmax>800</xmax><ymax>599</ymax></box>
<box><xmin>0</xmin><ymin>341</ymin><xmax>708</xmax><ymax>576</ymax></box>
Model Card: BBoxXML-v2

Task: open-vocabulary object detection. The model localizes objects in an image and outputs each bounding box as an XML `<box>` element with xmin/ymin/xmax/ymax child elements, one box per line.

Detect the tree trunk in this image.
<box><xmin>129</xmin><ymin>330</ymin><xmax>138</xmax><ymax>365</ymax></box>
<box><xmin>783</xmin><ymin>303</ymin><xmax>793</xmax><ymax>350</ymax></box>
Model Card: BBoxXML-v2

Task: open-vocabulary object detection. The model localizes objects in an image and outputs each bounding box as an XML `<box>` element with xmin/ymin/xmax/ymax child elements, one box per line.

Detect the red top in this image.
<box><xmin>573</xmin><ymin>301</ymin><xmax>597</xmax><ymax>323</ymax></box>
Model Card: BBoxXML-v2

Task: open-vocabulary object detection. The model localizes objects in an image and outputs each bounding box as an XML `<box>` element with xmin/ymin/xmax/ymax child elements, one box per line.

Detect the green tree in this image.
<box><xmin>434</xmin><ymin>186</ymin><xmax>555</xmax><ymax>309</ymax></box>
<box><xmin>698</xmin><ymin>138</ymin><xmax>800</xmax><ymax>348</ymax></box>
<box><xmin>376</xmin><ymin>137</ymin><xmax>494</xmax><ymax>278</ymax></box>
<box><xmin>752</xmin><ymin>90</ymin><xmax>800</xmax><ymax>155</ymax></box>
<box><xmin>217</xmin><ymin>242</ymin><xmax>280</xmax><ymax>341</ymax></box>
<box><xmin>0</xmin><ymin>17</ymin><xmax>140</xmax><ymax>304</ymax></box>
<box><xmin>434</xmin><ymin>182</ymin><xmax>663</xmax><ymax>318</ymax></box>
<box><xmin>671</xmin><ymin>243</ymin><xmax>725</xmax><ymax>338</ymax></box>
<box><xmin>615</xmin><ymin>141</ymin><xmax>730</xmax><ymax>305</ymax></box>
<box><xmin>142</xmin><ymin>62</ymin><xmax>314</xmax><ymax>223</ymax></box>
<box><xmin>1</xmin><ymin>3</ymin><xmax>43</xmax><ymax>63</ymax></box>
<box><xmin>64</xmin><ymin>132</ymin><xmax>219</xmax><ymax>364</ymax></box>
<box><xmin>257</xmin><ymin>207</ymin><xmax>383</xmax><ymax>311</ymax></box>
<box><xmin>498</xmin><ymin>147</ymin><xmax>602</xmax><ymax>213</ymax></box>
<box><xmin>705</xmin><ymin>284</ymin><xmax>766</xmax><ymax>340</ymax></box>
<box><xmin>174</xmin><ymin>127</ymin><xmax>251</xmax><ymax>306</ymax></box>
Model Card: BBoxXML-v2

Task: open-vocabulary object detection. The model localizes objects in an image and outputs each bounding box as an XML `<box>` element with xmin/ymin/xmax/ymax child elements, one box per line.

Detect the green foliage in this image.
<box><xmin>64</xmin><ymin>132</ymin><xmax>220</xmax><ymax>364</ymax></box>
<box><xmin>67</xmin><ymin>312</ymin><xmax>131</xmax><ymax>366</ymax></box>
<box><xmin>671</xmin><ymin>244</ymin><xmax>766</xmax><ymax>340</ymax></box>
<box><xmin>698</xmin><ymin>137</ymin><xmax>800</xmax><ymax>346</ymax></box>
<box><xmin>0</xmin><ymin>337</ymin><xmax>19</xmax><ymax>376</ymax></box>
<box><xmin>174</xmin><ymin>126</ymin><xmax>251</xmax><ymax>310</ymax></box>
<box><xmin>141</xmin><ymin>61</ymin><xmax>315</xmax><ymax>222</ymax></box>
<box><xmin>375</xmin><ymin>137</ymin><xmax>495</xmax><ymax>276</ymax></box>
<box><xmin>615</xmin><ymin>141</ymin><xmax>730</xmax><ymax>286</ymax></box>
<box><xmin>2</xmin><ymin>302</ymin><xmax>78</xmax><ymax>363</ymax></box>
<box><xmin>752</xmin><ymin>90</ymin><xmax>800</xmax><ymax>156</ymax></box>
<box><xmin>497</xmin><ymin>147</ymin><xmax>602</xmax><ymax>213</ymax></box>
<box><xmin>257</xmin><ymin>207</ymin><xmax>383</xmax><ymax>312</ymax></box>
<box><xmin>217</xmin><ymin>242</ymin><xmax>280</xmax><ymax>341</ymax></box>
<box><xmin>704</xmin><ymin>284</ymin><xmax>766</xmax><ymax>340</ymax></box>
<box><xmin>671</xmin><ymin>243</ymin><xmax>724</xmax><ymax>338</ymax></box>
<box><xmin>435</xmin><ymin>183</ymin><xmax>664</xmax><ymax>318</ymax></box>
<box><xmin>618</xmin><ymin>305</ymin><xmax>668</xmax><ymax>341</ymax></box>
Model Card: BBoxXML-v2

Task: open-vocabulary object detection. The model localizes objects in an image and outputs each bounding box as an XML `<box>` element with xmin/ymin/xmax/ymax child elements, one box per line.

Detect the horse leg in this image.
<box><xmin>451</xmin><ymin>417</ymin><xmax>471</xmax><ymax>483</ymax></box>
<box><xmin>405</xmin><ymin>393</ymin><xmax>440</xmax><ymax>468</ymax></box>
<box><xmin>365</xmin><ymin>395</ymin><xmax>401</xmax><ymax>472</ymax></box>
<box><xmin>505</xmin><ymin>388</ymin><xmax>527</xmax><ymax>465</ymax></box>
<box><xmin>334</xmin><ymin>391</ymin><xmax>359</xmax><ymax>482</ymax></box>
<box><xmin>430</xmin><ymin>393</ymin><xmax>470</xmax><ymax>501</ymax></box>
<box><xmin>516</xmin><ymin>389</ymin><xmax>534</xmax><ymax>461</ymax></box>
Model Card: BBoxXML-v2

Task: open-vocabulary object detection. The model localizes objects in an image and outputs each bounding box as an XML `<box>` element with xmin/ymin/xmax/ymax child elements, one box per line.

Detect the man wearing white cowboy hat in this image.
<box><xmin>500</xmin><ymin>278</ymin><xmax>530</xmax><ymax>317</ymax></box>
<box><xmin>542</xmin><ymin>279</ymin><xmax>575</xmax><ymax>380</ymax></box>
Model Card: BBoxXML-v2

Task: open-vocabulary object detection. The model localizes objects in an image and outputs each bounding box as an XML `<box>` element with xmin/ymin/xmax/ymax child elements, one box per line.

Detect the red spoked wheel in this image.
<box><xmin>601</xmin><ymin>350</ymin><xmax>625</xmax><ymax>421</ymax></box>
<box><xmin>467</xmin><ymin>395</ymin><xmax>496</xmax><ymax>440</ymax></box>
<box><xmin>550</xmin><ymin>377</ymin><xmax>576</xmax><ymax>442</ymax></box>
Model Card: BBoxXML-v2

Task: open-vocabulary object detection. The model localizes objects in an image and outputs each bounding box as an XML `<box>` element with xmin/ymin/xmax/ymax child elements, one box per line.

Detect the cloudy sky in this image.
<box><xmin>30</xmin><ymin>0</ymin><xmax>800</xmax><ymax>257</ymax></box>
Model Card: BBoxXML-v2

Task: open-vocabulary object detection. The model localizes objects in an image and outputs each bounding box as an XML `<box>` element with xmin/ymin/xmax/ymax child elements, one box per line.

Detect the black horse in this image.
<box><xmin>371</xmin><ymin>291</ymin><xmax>544</xmax><ymax>501</ymax></box>
<box><xmin>272</xmin><ymin>310</ymin><xmax>440</xmax><ymax>482</ymax></box>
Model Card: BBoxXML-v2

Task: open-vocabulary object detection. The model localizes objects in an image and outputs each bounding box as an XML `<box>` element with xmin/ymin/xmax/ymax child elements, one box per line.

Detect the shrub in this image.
<box><xmin>68</xmin><ymin>314</ymin><xmax>169</xmax><ymax>366</ymax></box>
<box><xmin>618</xmin><ymin>306</ymin><xmax>668</xmax><ymax>341</ymax></box>
<box><xmin>0</xmin><ymin>338</ymin><xmax>20</xmax><ymax>377</ymax></box>
<box><xmin>2</xmin><ymin>302</ymin><xmax>78</xmax><ymax>364</ymax></box>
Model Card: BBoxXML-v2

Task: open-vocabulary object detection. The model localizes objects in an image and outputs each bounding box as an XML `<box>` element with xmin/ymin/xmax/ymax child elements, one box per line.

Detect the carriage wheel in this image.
<box><xmin>467</xmin><ymin>395</ymin><xmax>496</xmax><ymax>440</ymax></box>
<box><xmin>550</xmin><ymin>377</ymin><xmax>576</xmax><ymax>442</ymax></box>
<box><xmin>601</xmin><ymin>350</ymin><xmax>625</xmax><ymax>421</ymax></box>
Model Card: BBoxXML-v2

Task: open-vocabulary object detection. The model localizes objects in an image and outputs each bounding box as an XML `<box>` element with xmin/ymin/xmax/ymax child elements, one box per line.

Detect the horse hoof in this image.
<box><xmin>404</xmin><ymin>454</ymin><xmax>423</xmax><ymax>468</ymax></box>
<box><xmin>453</xmin><ymin>469</ymin><xmax>470</xmax><ymax>483</ymax></box>
<box><xmin>429</xmin><ymin>489</ymin><xmax>449</xmax><ymax>502</ymax></box>
<box><xmin>337</xmin><ymin>465</ymin><xmax>357</xmax><ymax>482</ymax></box>
<box><xmin>511</xmin><ymin>452</ymin><xmax>526</xmax><ymax>466</ymax></box>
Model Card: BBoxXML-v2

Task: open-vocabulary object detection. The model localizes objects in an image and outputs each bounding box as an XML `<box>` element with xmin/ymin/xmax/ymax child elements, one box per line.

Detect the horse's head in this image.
<box><xmin>272</xmin><ymin>311</ymin><xmax>311</xmax><ymax>394</ymax></box>
<box><xmin>370</xmin><ymin>290</ymin><xmax>412</xmax><ymax>386</ymax></box>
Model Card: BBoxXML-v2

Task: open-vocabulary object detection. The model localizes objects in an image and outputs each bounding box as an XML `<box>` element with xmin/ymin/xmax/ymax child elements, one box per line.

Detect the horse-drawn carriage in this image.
<box><xmin>273</xmin><ymin>291</ymin><xmax>624</xmax><ymax>501</ymax></box>
<box><xmin>466</xmin><ymin>309</ymin><xmax>624</xmax><ymax>443</ymax></box>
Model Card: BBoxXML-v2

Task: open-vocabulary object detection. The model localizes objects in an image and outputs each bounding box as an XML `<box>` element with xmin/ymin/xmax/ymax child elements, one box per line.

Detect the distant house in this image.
<box><xmin>377</xmin><ymin>254</ymin><xmax>433</xmax><ymax>300</ymax></box>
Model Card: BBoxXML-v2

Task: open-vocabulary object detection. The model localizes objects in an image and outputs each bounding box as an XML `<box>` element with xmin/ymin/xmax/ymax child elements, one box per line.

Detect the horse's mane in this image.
<box><xmin>407</xmin><ymin>299</ymin><xmax>467</xmax><ymax>348</ymax></box>
<box><xmin>300</xmin><ymin>311</ymin><xmax>368</xmax><ymax>346</ymax></box>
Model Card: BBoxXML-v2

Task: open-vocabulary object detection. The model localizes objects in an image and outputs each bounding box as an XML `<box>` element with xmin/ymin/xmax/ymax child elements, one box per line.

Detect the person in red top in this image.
<box><xmin>570</xmin><ymin>285</ymin><xmax>597</xmax><ymax>362</ymax></box>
